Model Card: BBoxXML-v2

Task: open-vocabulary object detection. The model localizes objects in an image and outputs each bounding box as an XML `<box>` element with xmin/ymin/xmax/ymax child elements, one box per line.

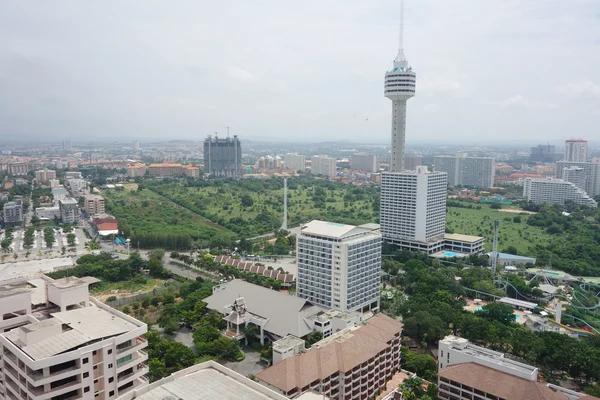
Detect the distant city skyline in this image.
<box><xmin>0</xmin><ymin>1</ymin><xmax>599</xmax><ymax>143</ymax></box>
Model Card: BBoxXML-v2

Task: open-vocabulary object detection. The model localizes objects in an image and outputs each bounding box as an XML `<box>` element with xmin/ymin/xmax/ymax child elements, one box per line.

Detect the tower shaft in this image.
<box><xmin>390</xmin><ymin>100</ymin><xmax>408</xmax><ymax>172</ymax></box>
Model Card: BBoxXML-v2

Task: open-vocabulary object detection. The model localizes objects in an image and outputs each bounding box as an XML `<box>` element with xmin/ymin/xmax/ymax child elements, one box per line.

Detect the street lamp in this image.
<box><xmin>126</xmin><ymin>238</ymin><xmax>131</xmax><ymax>256</ymax></box>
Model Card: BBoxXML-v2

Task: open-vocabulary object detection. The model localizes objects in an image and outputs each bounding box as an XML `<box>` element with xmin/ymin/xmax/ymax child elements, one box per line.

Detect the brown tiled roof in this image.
<box><xmin>284</xmin><ymin>274</ymin><xmax>295</xmax><ymax>283</ymax></box>
<box><xmin>438</xmin><ymin>363</ymin><xmax>568</xmax><ymax>400</ymax></box>
<box><xmin>579</xmin><ymin>396</ymin><xmax>600</xmax><ymax>400</ymax></box>
<box><xmin>256</xmin><ymin>313</ymin><xmax>402</xmax><ymax>392</ymax></box>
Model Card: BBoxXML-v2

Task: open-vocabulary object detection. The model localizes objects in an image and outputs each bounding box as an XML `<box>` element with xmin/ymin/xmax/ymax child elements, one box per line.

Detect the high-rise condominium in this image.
<box><xmin>434</xmin><ymin>155</ymin><xmax>495</xmax><ymax>188</ymax></box>
<box><xmin>381</xmin><ymin>166</ymin><xmax>448</xmax><ymax>253</ymax></box>
<box><xmin>283</xmin><ymin>152</ymin><xmax>305</xmax><ymax>172</ymax></box>
<box><xmin>555</xmin><ymin>160</ymin><xmax>600</xmax><ymax>197</ymax></box>
<box><xmin>203</xmin><ymin>135</ymin><xmax>242</xmax><ymax>178</ymax></box>
<box><xmin>350</xmin><ymin>153</ymin><xmax>378</xmax><ymax>172</ymax></box>
<box><xmin>565</xmin><ymin>139</ymin><xmax>588</xmax><ymax>162</ymax></box>
<box><xmin>296</xmin><ymin>220</ymin><xmax>381</xmax><ymax>312</ymax></box>
<box><xmin>310</xmin><ymin>155</ymin><xmax>336</xmax><ymax>178</ymax></box>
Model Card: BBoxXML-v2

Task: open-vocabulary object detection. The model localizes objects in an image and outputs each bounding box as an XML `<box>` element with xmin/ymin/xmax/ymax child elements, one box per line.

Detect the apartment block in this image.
<box><xmin>380</xmin><ymin>166</ymin><xmax>447</xmax><ymax>253</ymax></box>
<box><xmin>257</xmin><ymin>313</ymin><xmax>403</xmax><ymax>400</ymax></box>
<box><xmin>59</xmin><ymin>198</ymin><xmax>80</xmax><ymax>224</ymax></box>
<box><xmin>126</xmin><ymin>163</ymin><xmax>146</xmax><ymax>178</ymax></box>
<box><xmin>3</xmin><ymin>200</ymin><xmax>23</xmax><ymax>227</ymax></box>
<box><xmin>434</xmin><ymin>155</ymin><xmax>495</xmax><ymax>188</ymax></box>
<box><xmin>203</xmin><ymin>135</ymin><xmax>242</xmax><ymax>178</ymax></box>
<box><xmin>183</xmin><ymin>165</ymin><xmax>200</xmax><ymax>178</ymax></box>
<box><xmin>85</xmin><ymin>195</ymin><xmax>106</xmax><ymax>216</ymax></box>
<box><xmin>555</xmin><ymin>161</ymin><xmax>600</xmax><ymax>197</ymax></box>
<box><xmin>565</xmin><ymin>139</ymin><xmax>588</xmax><ymax>162</ymax></box>
<box><xmin>437</xmin><ymin>336</ymin><xmax>591</xmax><ymax>400</ymax></box>
<box><xmin>404</xmin><ymin>154</ymin><xmax>422</xmax><ymax>171</ymax></box>
<box><xmin>7</xmin><ymin>163</ymin><xmax>30</xmax><ymax>176</ymax></box>
<box><xmin>0</xmin><ymin>276</ymin><xmax>148</xmax><ymax>400</ymax></box>
<box><xmin>350</xmin><ymin>153</ymin><xmax>378</xmax><ymax>172</ymax></box>
<box><xmin>523</xmin><ymin>178</ymin><xmax>597</xmax><ymax>208</ymax></box>
<box><xmin>310</xmin><ymin>155</ymin><xmax>337</xmax><ymax>178</ymax></box>
<box><xmin>35</xmin><ymin>169</ymin><xmax>57</xmax><ymax>183</ymax></box>
<box><xmin>283</xmin><ymin>153</ymin><xmax>306</xmax><ymax>172</ymax></box>
<box><xmin>296</xmin><ymin>220</ymin><xmax>381</xmax><ymax>312</ymax></box>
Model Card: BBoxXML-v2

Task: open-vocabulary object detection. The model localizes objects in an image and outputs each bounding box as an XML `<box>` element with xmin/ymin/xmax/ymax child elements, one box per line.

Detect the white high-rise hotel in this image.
<box><xmin>296</xmin><ymin>220</ymin><xmax>381</xmax><ymax>312</ymax></box>
<box><xmin>380</xmin><ymin>2</ymin><xmax>449</xmax><ymax>253</ymax></box>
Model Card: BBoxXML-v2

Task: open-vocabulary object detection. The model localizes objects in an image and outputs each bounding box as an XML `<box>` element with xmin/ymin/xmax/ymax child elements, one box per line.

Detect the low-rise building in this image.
<box><xmin>442</xmin><ymin>233</ymin><xmax>484</xmax><ymax>254</ymax></box>
<box><xmin>0</xmin><ymin>276</ymin><xmax>148</xmax><ymax>400</ymax></box>
<box><xmin>127</xmin><ymin>163</ymin><xmax>147</xmax><ymax>178</ymax></box>
<box><xmin>35</xmin><ymin>168</ymin><xmax>57</xmax><ymax>183</ymax></box>
<box><xmin>65</xmin><ymin>171</ymin><xmax>83</xmax><ymax>179</ymax></box>
<box><xmin>68</xmin><ymin>178</ymin><xmax>87</xmax><ymax>198</ymax></box>
<box><xmin>59</xmin><ymin>198</ymin><xmax>79</xmax><ymax>224</ymax></box>
<box><xmin>147</xmin><ymin>163</ymin><xmax>185</xmax><ymax>177</ymax></box>
<box><xmin>85</xmin><ymin>194</ymin><xmax>106</xmax><ymax>216</ymax></box>
<box><xmin>256</xmin><ymin>313</ymin><xmax>403</xmax><ymax>400</ymax></box>
<box><xmin>35</xmin><ymin>206</ymin><xmax>61</xmax><ymax>221</ymax></box>
<box><xmin>3</xmin><ymin>199</ymin><xmax>23</xmax><ymax>226</ymax></box>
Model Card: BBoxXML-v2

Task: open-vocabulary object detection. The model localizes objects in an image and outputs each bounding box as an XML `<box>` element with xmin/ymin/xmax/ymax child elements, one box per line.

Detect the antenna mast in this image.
<box><xmin>393</xmin><ymin>0</ymin><xmax>409</xmax><ymax>70</ymax></box>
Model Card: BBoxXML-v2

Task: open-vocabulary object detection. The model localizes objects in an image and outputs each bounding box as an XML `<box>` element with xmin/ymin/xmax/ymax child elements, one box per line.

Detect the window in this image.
<box><xmin>108</xmin><ymin>349</ymin><xmax>113</xmax><ymax>355</ymax></box>
<box><xmin>109</xmin><ymin>390</ymin><xmax>115</xmax><ymax>397</ymax></box>
<box><xmin>83</xmin><ymin>358</ymin><xmax>89</xmax><ymax>364</ymax></box>
<box><xmin>93</xmin><ymin>350</ymin><xmax>97</xmax><ymax>355</ymax></box>
<box><xmin>108</xmin><ymin>363</ymin><xmax>113</xmax><ymax>369</ymax></box>
<box><xmin>94</xmin><ymin>379</ymin><xmax>98</xmax><ymax>384</ymax></box>
<box><xmin>84</xmin><ymin>387</ymin><xmax>90</xmax><ymax>393</ymax></box>
<box><xmin>109</xmin><ymin>377</ymin><xmax>114</xmax><ymax>383</ymax></box>
<box><xmin>83</xmin><ymin>372</ymin><xmax>89</xmax><ymax>378</ymax></box>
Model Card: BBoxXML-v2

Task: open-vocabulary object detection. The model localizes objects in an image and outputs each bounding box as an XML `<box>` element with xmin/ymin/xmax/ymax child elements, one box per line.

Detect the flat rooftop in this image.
<box><xmin>300</xmin><ymin>220</ymin><xmax>380</xmax><ymax>240</ymax></box>
<box><xmin>273</xmin><ymin>335</ymin><xmax>305</xmax><ymax>352</ymax></box>
<box><xmin>444</xmin><ymin>233</ymin><xmax>484</xmax><ymax>243</ymax></box>
<box><xmin>0</xmin><ymin>257</ymin><xmax>74</xmax><ymax>283</ymax></box>
<box><xmin>128</xmin><ymin>361</ymin><xmax>286</xmax><ymax>400</ymax></box>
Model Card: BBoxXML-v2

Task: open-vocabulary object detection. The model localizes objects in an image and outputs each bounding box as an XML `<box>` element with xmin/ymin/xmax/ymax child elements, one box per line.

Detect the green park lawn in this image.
<box><xmin>446</xmin><ymin>201</ymin><xmax>553</xmax><ymax>254</ymax></box>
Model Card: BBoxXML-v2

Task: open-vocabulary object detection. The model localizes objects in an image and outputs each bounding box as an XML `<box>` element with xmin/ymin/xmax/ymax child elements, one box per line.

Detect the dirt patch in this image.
<box><xmin>498</xmin><ymin>208</ymin><xmax>537</xmax><ymax>215</ymax></box>
<box><xmin>123</xmin><ymin>183</ymin><xmax>138</xmax><ymax>191</ymax></box>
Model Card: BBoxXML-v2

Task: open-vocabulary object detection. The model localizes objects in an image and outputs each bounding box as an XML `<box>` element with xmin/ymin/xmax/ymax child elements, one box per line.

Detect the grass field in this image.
<box><xmin>148</xmin><ymin>179</ymin><xmax>379</xmax><ymax>236</ymax></box>
<box><xmin>103</xmin><ymin>187</ymin><xmax>234</xmax><ymax>241</ymax></box>
<box><xmin>446</xmin><ymin>201</ymin><xmax>553</xmax><ymax>254</ymax></box>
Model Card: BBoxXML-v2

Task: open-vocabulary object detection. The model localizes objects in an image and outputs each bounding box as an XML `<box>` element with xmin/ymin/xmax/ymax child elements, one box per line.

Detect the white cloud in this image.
<box><xmin>423</xmin><ymin>103</ymin><xmax>439</xmax><ymax>112</ymax></box>
<box><xmin>556</xmin><ymin>81</ymin><xmax>600</xmax><ymax>98</ymax></box>
<box><xmin>496</xmin><ymin>95</ymin><xmax>558</xmax><ymax>109</ymax></box>
<box><xmin>226</xmin><ymin>65</ymin><xmax>257</xmax><ymax>83</ymax></box>
<box><xmin>418</xmin><ymin>78</ymin><xmax>462</xmax><ymax>93</ymax></box>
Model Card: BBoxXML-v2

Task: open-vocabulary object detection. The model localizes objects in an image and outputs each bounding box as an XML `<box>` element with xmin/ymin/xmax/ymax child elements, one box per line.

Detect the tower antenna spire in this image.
<box><xmin>394</xmin><ymin>0</ymin><xmax>409</xmax><ymax>70</ymax></box>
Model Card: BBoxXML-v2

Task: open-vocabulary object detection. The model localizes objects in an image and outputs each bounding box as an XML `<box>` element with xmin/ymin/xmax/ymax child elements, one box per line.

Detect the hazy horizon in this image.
<box><xmin>1</xmin><ymin>1</ymin><xmax>599</xmax><ymax>143</ymax></box>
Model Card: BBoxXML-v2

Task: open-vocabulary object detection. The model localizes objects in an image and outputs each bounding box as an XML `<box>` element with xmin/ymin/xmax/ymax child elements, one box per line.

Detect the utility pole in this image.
<box><xmin>491</xmin><ymin>219</ymin><xmax>500</xmax><ymax>277</ymax></box>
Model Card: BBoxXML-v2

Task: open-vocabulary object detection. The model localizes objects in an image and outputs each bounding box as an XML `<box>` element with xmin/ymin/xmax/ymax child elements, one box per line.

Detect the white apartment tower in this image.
<box><xmin>310</xmin><ymin>155</ymin><xmax>336</xmax><ymax>178</ymax></box>
<box><xmin>381</xmin><ymin>166</ymin><xmax>448</xmax><ymax>253</ymax></box>
<box><xmin>555</xmin><ymin>160</ymin><xmax>600</xmax><ymax>197</ymax></box>
<box><xmin>523</xmin><ymin>178</ymin><xmax>597</xmax><ymax>208</ymax></box>
<box><xmin>283</xmin><ymin>153</ymin><xmax>305</xmax><ymax>172</ymax></box>
<box><xmin>350</xmin><ymin>153</ymin><xmax>378</xmax><ymax>172</ymax></box>
<box><xmin>434</xmin><ymin>155</ymin><xmax>495</xmax><ymax>188</ymax></box>
<box><xmin>565</xmin><ymin>139</ymin><xmax>588</xmax><ymax>162</ymax></box>
<box><xmin>0</xmin><ymin>276</ymin><xmax>148</xmax><ymax>400</ymax></box>
<box><xmin>296</xmin><ymin>220</ymin><xmax>382</xmax><ymax>312</ymax></box>
<box><xmin>384</xmin><ymin>0</ymin><xmax>416</xmax><ymax>172</ymax></box>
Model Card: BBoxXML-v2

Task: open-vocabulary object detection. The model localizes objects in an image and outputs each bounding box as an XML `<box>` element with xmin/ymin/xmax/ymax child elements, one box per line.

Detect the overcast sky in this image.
<box><xmin>1</xmin><ymin>0</ymin><xmax>599</xmax><ymax>144</ymax></box>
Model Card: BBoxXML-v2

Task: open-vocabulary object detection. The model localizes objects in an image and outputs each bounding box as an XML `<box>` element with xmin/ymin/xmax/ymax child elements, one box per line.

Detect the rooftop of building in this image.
<box><xmin>48</xmin><ymin>276</ymin><xmax>100</xmax><ymax>289</ymax></box>
<box><xmin>273</xmin><ymin>335</ymin><xmax>305</xmax><ymax>352</ymax></box>
<box><xmin>148</xmin><ymin>163</ymin><xmax>183</xmax><ymax>167</ymax></box>
<box><xmin>2</xmin><ymin>300</ymin><xmax>141</xmax><ymax>361</ymax></box>
<box><xmin>256</xmin><ymin>313</ymin><xmax>402</xmax><ymax>392</ymax></box>
<box><xmin>438</xmin><ymin>363</ymin><xmax>567</xmax><ymax>400</ymax></box>
<box><xmin>59</xmin><ymin>197</ymin><xmax>78</xmax><ymax>204</ymax></box>
<box><xmin>299</xmin><ymin>220</ymin><xmax>380</xmax><ymax>240</ymax></box>
<box><xmin>486</xmin><ymin>252</ymin><xmax>536</xmax><ymax>261</ymax></box>
<box><xmin>440</xmin><ymin>335</ymin><xmax>537</xmax><ymax>376</ymax></box>
<box><xmin>86</xmin><ymin>194</ymin><xmax>104</xmax><ymax>200</ymax></box>
<box><xmin>203</xmin><ymin>279</ymin><xmax>326</xmax><ymax>338</ymax></box>
<box><xmin>443</xmin><ymin>233</ymin><xmax>484</xmax><ymax>243</ymax></box>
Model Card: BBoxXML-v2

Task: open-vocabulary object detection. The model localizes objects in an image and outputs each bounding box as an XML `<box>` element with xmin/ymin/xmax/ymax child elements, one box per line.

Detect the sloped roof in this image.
<box><xmin>203</xmin><ymin>280</ymin><xmax>325</xmax><ymax>338</ymax></box>
<box><xmin>438</xmin><ymin>363</ymin><xmax>567</xmax><ymax>400</ymax></box>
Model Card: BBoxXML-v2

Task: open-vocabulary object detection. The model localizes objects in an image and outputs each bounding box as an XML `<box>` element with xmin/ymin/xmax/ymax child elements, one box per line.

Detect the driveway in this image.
<box><xmin>220</xmin><ymin>348</ymin><xmax>265</xmax><ymax>377</ymax></box>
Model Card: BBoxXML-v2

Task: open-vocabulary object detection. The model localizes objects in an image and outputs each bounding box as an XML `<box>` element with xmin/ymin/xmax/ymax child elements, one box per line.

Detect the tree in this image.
<box><xmin>403</xmin><ymin>311</ymin><xmax>447</xmax><ymax>343</ymax></box>
<box><xmin>67</xmin><ymin>233</ymin><xmax>76</xmax><ymax>247</ymax></box>
<box><xmin>502</xmin><ymin>245</ymin><xmax>519</xmax><ymax>255</ymax></box>
<box><xmin>147</xmin><ymin>358</ymin><xmax>167</xmax><ymax>382</ymax></box>
<box><xmin>193</xmin><ymin>323</ymin><xmax>220</xmax><ymax>346</ymax></box>
<box><xmin>475</xmin><ymin>302</ymin><xmax>516</xmax><ymax>325</ymax></box>
<box><xmin>403</xmin><ymin>350</ymin><xmax>438</xmax><ymax>381</ymax></box>
<box><xmin>240</xmin><ymin>194</ymin><xmax>254</xmax><ymax>207</ymax></box>
<box><xmin>305</xmin><ymin>331</ymin><xmax>323</xmax><ymax>348</ymax></box>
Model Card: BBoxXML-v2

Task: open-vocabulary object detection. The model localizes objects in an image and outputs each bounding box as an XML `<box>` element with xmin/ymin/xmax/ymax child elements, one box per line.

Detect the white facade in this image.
<box><xmin>310</xmin><ymin>155</ymin><xmax>336</xmax><ymax>178</ymax></box>
<box><xmin>0</xmin><ymin>277</ymin><xmax>148</xmax><ymax>400</ymax></box>
<box><xmin>380</xmin><ymin>166</ymin><xmax>447</xmax><ymax>253</ymax></box>
<box><xmin>562</xmin><ymin>166</ymin><xmax>586</xmax><ymax>191</ymax></box>
<box><xmin>564</xmin><ymin>139</ymin><xmax>588</xmax><ymax>162</ymax></box>
<box><xmin>350</xmin><ymin>153</ymin><xmax>378</xmax><ymax>172</ymax></box>
<box><xmin>438</xmin><ymin>335</ymin><xmax>538</xmax><ymax>381</ymax></box>
<box><xmin>523</xmin><ymin>178</ymin><xmax>597</xmax><ymax>208</ymax></box>
<box><xmin>434</xmin><ymin>156</ymin><xmax>495</xmax><ymax>188</ymax></box>
<box><xmin>555</xmin><ymin>160</ymin><xmax>600</xmax><ymax>197</ymax></box>
<box><xmin>59</xmin><ymin>198</ymin><xmax>80</xmax><ymax>224</ymax></box>
<box><xmin>283</xmin><ymin>153</ymin><xmax>305</xmax><ymax>172</ymax></box>
<box><xmin>36</xmin><ymin>206</ymin><xmax>61</xmax><ymax>221</ymax></box>
<box><xmin>68</xmin><ymin>178</ymin><xmax>87</xmax><ymax>198</ymax></box>
<box><xmin>296</xmin><ymin>220</ymin><xmax>381</xmax><ymax>312</ymax></box>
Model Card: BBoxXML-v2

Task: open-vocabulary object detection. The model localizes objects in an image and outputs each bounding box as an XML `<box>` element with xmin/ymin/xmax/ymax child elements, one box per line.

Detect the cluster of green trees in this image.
<box><xmin>382</xmin><ymin>256</ymin><xmax>600</xmax><ymax>389</ymax></box>
<box><xmin>1</xmin><ymin>227</ymin><xmax>14</xmax><ymax>253</ymax></box>
<box><xmin>23</xmin><ymin>226</ymin><xmax>35</xmax><ymax>249</ymax></box>
<box><xmin>43</xmin><ymin>227</ymin><xmax>55</xmax><ymax>248</ymax></box>
<box><xmin>396</xmin><ymin>376</ymin><xmax>438</xmax><ymax>400</ymax></box>
<box><xmin>129</xmin><ymin>231</ymin><xmax>192</xmax><ymax>250</ymax></box>
<box><xmin>145</xmin><ymin>330</ymin><xmax>199</xmax><ymax>382</ymax></box>
<box><xmin>192</xmin><ymin>323</ymin><xmax>243</xmax><ymax>361</ymax></box>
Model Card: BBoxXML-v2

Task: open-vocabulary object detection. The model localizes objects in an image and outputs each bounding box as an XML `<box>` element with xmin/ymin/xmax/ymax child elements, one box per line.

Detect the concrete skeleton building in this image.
<box><xmin>523</xmin><ymin>178</ymin><xmax>597</xmax><ymax>208</ymax></box>
<box><xmin>437</xmin><ymin>336</ymin><xmax>594</xmax><ymax>400</ymax></box>
<box><xmin>203</xmin><ymin>135</ymin><xmax>242</xmax><ymax>178</ymax></box>
<box><xmin>555</xmin><ymin>161</ymin><xmax>600</xmax><ymax>197</ymax></box>
<box><xmin>85</xmin><ymin>194</ymin><xmax>106</xmax><ymax>216</ymax></box>
<box><xmin>256</xmin><ymin>313</ymin><xmax>403</xmax><ymax>400</ymax></box>
<box><xmin>35</xmin><ymin>169</ymin><xmax>57</xmax><ymax>184</ymax></box>
<box><xmin>296</xmin><ymin>220</ymin><xmax>382</xmax><ymax>312</ymax></box>
<box><xmin>350</xmin><ymin>153</ymin><xmax>378</xmax><ymax>173</ymax></box>
<box><xmin>3</xmin><ymin>199</ymin><xmax>23</xmax><ymax>227</ymax></box>
<box><xmin>434</xmin><ymin>155</ymin><xmax>495</xmax><ymax>188</ymax></box>
<box><xmin>0</xmin><ymin>276</ymin><xmax>148</xmax><ymax>400</ymax></box>
<box><xmin>564</xmin><ymin>139</ymin><xmax>588</xmax><ymax>162</ymax></box>
<box><xmin>310</xmin><ymin>155</ymin><xmax>337</xmax><ymax>178</ymax></box>
<box><xmin>283</xmin><ymin>153</ymin><xmax>306</xmax><ymax>172</ymax></box>
<box><xmin>380</xmin><ymin>166</ymin><xmax>448</xmax><ymax>253</ymax></box>
<box><xmin>530</xmin><ymin>144</ymin><xmax>557</xmax><ymax>163</ymax></box>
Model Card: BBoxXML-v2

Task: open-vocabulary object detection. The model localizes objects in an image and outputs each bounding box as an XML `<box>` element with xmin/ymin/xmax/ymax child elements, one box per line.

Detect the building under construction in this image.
<box><xmin>203</xmin><ymin>135</ymin><xmax>242</xmax><ymax>178</ymax></box>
